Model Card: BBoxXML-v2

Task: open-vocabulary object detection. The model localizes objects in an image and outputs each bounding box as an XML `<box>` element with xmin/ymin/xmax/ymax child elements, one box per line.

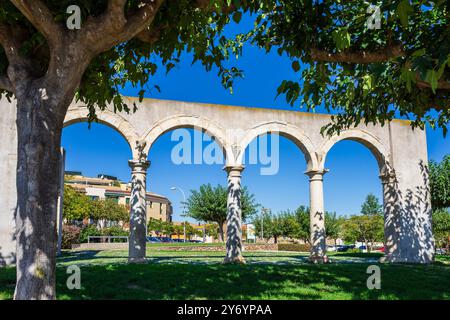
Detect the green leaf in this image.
<box><xmin>412</xmin><ymin>48</ymin><xmax>426</xmax><ymax>58</ymax></box>
<box><xmin>362</xmin><ymin>75</ymin><xmax>372</xmax><ymax>96</ymax></box>
<box><xmin>425</xmin><ymin>69</ymin><xmax>438</xmax><ymax>93</ymax></box>
<box><xmin>332</xmin><ymin>28</ymin><xmax>351</xmax><ymax>51</ymax></box>
<box><xmin>396</xmin><ymin>0</ymin><xmax>413</xmax><ymax>28</ymax></box>
<box><xmin>400</xmin><ymin>65</ymin><xmax>415</xmax><ymax>93</ymax></box>
<box><xmin>292</xmin><ymin>61</ymin><xmax>300</xmax><ymax>72</ymax></box>
<box><xmin>232</xmin><ymin>12</ymin><xmax>242</xmax><ymax>24</ymax></box>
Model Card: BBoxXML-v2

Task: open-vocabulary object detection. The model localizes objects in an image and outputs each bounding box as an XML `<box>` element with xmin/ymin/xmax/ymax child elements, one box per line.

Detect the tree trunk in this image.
<box><xmin>218</xmin><ymin>222</ymin><xmax>225</xmax><ymax>243</ymax></box>
<box><xmin>13</xmin><ymin>89</ymin><xmax>64</xmax><ymax>300</ymax></box>
<box><xmin>274</xmin><ymin>235</ymin><xmax>278</xmax><ymax>244</ymax></box>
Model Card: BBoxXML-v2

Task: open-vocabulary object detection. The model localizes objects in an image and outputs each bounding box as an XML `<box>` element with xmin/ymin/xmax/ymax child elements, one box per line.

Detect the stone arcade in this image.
<box><xmin>0</xmin><ymin>97</ymin><xmax>435</xmax><ymax>265</ymax></box>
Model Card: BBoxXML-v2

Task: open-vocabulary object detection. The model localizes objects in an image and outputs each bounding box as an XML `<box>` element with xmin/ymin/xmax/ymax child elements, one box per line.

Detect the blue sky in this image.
<box><xmin>62</xmin><ymin>17</ymin><xmax>449</xmax><ymax>222</ymax></box>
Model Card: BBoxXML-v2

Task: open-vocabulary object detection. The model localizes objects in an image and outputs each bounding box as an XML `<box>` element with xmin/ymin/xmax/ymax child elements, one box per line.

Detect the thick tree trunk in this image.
<box><xmin>13</xmin><ymin>90</ymin><xmax>64</xmax><ymax>300</ymax></box>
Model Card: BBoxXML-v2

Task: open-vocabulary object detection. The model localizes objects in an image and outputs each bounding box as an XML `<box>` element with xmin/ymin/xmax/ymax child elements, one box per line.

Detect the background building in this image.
<box><xmin>65</xmin><ymin>172</ymin><xmax>173</xmax><ymax>222</ymax></box>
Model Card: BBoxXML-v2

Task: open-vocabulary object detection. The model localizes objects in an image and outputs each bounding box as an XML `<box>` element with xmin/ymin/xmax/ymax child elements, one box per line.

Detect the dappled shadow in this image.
<box><xmin>311</xmin><ymin>210</ymin><xmax>326</xmax><ymax>261</ymax></box>
<box><xmin>382</xmin><ymin>161</ymin><xmax>434</xmax><ymax>263</ymax></box>
<box><xmin>39</xmin><ymin>262</ymin><xmax>450</xmax><ymax>299</ymax></box>
<box><xmin>224</xmin><ymin>167</ymin><xmax>244</xmax><ymax>263</ymax></box>
<box><xmin>128</xmin><ymin>158</ymin><xmax>150</xmax><ymax>262</ymax></box>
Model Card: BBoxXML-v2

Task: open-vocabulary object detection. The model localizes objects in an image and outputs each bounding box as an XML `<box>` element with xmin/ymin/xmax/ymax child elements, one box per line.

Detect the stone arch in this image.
<box><xmin>237</xmin><ymin>121</ymin><xmax>318</xmax><ymax>170</ymax></box>
<box><xmin>64</xmin><ymin>107</ymin><xmax>140</xmax><ymax>158</ymax></box>
<box><xmin>142</xmin><ymin>114</ymin><xmax>232</xmax><ymax>161</ymax></box>
<box><xmin>317</xmin><ymin>129</ymin><xmax>390</xmax><ymax>172</ymax></box>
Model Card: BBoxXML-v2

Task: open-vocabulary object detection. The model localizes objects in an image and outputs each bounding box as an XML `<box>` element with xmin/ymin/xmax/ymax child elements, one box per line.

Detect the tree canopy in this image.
<box><xmin>0</xmin><ymin>0</ymin><xmax>255</xmax><ymax>117</ymax></box>
<box><xmin>63</xmin><ymin>185</ymin><xmax>129</xmax><ymax>223</ymax></box>
<box><xmin>248</xmin><ymin>0</ymin><xmax>450</xmax><ymax>134</ymax></box>
<box><xmin>361</xmin><ymin>194</ymin><xmax>383</xmax><ymax>216</ymax></box>
<box><xmin>185</xmin><ymin>183</ymin><xmax>259</xmax><ymax>241</ymax></box>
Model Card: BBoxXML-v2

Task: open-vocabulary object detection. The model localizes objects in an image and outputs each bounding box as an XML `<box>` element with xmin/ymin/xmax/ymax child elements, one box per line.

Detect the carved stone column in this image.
<box><xmin>224</xmin><ymin>165</ymin><xmax>245</xmax><ymax>264</ymax></box>
<box><xmin>305</xmin><ymin>169</ymin><xmax>328</xmax><ymax>263</ymax></box>
<box><xmin>128</xmin><ymin>159</ymin><xmax>150</xmax><ymax>263</ymax></box>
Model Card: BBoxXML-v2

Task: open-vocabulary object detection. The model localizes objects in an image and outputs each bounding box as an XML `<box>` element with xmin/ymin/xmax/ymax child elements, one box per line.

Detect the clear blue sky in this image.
<box><xmin>62</xmin><ymin>16</ymin><xmax>449</xmax><ymax>222</ymax></box>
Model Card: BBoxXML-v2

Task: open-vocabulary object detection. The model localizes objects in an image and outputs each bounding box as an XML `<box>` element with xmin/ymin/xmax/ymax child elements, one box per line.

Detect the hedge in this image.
<box><xmin>277</xmin><ymin>243</ymin><xmax>311</xmax><ymax>252</ymax></box>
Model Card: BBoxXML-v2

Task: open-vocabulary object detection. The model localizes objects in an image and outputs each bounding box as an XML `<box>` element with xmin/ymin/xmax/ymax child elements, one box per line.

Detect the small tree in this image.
<box><xmin>63</xmin><ymin>185</ymin><xmax>92</xmax><ymax>222</ymax></box>
<box><xmin>429</xmin><ymin>155</ymin><xmax>450</xmax><ymax>210</ymax></box>
<box><xmin>147</xmin><ymin>218</ymin><xmax>165</xmax><ymax>237</ymax></box>
<box><xmin>205</xmin><ymin>223</ymin><xmax>219</xmax><ymax>241</ymax></box>
<box><xmin>432</xmin><ymin>209</ymin><xmax>450</xmax><ymax>250</ymax></box>
<box><xmin>325</xmin><ymin>212</ymin><xmax>342</xmax><ymax>246</ymax></box>
<box><xmin>185</xmin><ymin>184</ymin><xmax>259</xmax><ymax>242</ymax></box>
<box><xmin>361</xmin><ymin>194</ymin><xmax>383</xmax><ymax>216</ymax></box>
<box><xmin>342</xmin><ymin>215</ymin><xmax>384</xmax><ymax>252</ymax></box>
<box><xmin>172</xmin><ymin>224</ymin><xmax>184</xmax><ymax>240</ymax></box>
<box><xmin>293</xmin><ymin>206</ymin><xmax>311</xmax><ymax>244</ymax></box>
<box><xmin>90</xmin><ymin>199</ymin><xmax>129</xmax><ymax>229</ymax></box>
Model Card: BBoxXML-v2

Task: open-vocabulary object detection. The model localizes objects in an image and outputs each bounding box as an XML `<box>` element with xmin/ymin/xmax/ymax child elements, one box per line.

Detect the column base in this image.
<box><xmin>223</xmin><ymin>255</ymin><xmax>246</xmax><ymax>264</ymax></box>
<box><xmin>128</xmin><ymin>257</ymin><xmax>147</xmax><ymax>264</ymax></box>
<box><xmin>309</xmin><ymin>255</ymin><xmax>329</xmax><ymax>264</ymax></box>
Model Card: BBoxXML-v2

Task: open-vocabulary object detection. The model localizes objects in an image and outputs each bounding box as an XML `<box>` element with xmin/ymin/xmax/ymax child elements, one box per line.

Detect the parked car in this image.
<box><xmin>375</xmin><ymin>246</ymin><xmax>385</xmax><ymax>252</ymax></box>
<box><xmin>157</xmin><ymin>237</ymin><xmax>174</xmax><ymax>243</ymax></box>
<box><xmin>336</xmin><ymin>244</ymin><xmax>356</xmax><ymax>252</ymax></box>
<box><xmin>358</xmin><ymin>245</ymin><xmax>368</xmax><ymax>253</ymax></box>
<box><xmin>189</xmin><ymin>240</ymin><xmax>203</xmax><ymax>243</ymax></box>
<box><xmin>326</xmin><ymin>245</ymin><xmax>337</xmax><ymax>252</ymax></box>
<box><xmin>436</xmin><ymin>248</ymin><xmax>447</xmax><ymax>255</ymax></box>
<box><xmin>172</xmin><ymin>239</ymin><xmax>184</xmax><ymax>243</ymax></box>
<box><xmin>146</xmin><ymin>236</ymin><xmax>161</xmax><ymax>243</ymax></box>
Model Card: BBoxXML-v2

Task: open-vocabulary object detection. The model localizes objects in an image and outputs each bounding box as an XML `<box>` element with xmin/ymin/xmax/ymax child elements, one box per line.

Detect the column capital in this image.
<box><xmin>128</xmin><ymin>159</ymin><xmax>150</xmax><ymax>173</ymax></box>
<box><xmin>223</xmin><ymin>165</ymin><xmax>245</xmax><ymax>177</ymax></box>
<box><xmin>304</xmin><ymin>169</ymin><xmax>329</xmax><ymax>181</ymax></box>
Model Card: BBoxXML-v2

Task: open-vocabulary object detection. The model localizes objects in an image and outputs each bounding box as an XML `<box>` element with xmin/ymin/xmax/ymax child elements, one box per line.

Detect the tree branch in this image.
<box><xmin>135</xmin><ymin>24</ymin><xmax>168</xmax><ymax>44</ymax></box>
<box><xmin>0</xmin><ymin>23</ymin><xmax>23</xmax><ymax>61</ymax></box>
<box><xmin>81</xmin><ymin>0</ymin><xmax>165</xmax><ymax>53</ymax></box>
<box><xmin>310</xmin><ymin>44</ymin><xmax>405</xmax><ymax>64</ymax></box>
<box><xmin>9</xmin><ymin>0</ymin><xmax>63</xmax><ymax>46</ymax></box>
<box><xmin>0</xmin><ymin>75</ymin><xmax>13</xmax><ymax>92</ymax></box>
<box><xmin>416</xmin><ymin>79</ymin><xmax>450</xmax><ymax>90</ymax></box>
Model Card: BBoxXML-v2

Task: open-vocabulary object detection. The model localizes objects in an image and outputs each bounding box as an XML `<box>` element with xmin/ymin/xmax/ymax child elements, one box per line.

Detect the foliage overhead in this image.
<box><xmin>247</xmin><ymin>0</ymin><xmax>450</xmax><ymax>135</ymax></box>
<box><xmin>1</xmin><ymin>1</ymin><xmax>448</xmax><ymax>132</ymax></box>
<box><xmin>0</xmin><ymin>0</ymin><xmax>260</xmax><ymax>119</ymax></box>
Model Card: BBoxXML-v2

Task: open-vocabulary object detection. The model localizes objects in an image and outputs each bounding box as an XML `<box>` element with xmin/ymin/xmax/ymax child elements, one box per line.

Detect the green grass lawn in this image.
<box><xmin>0</xmin><ymin>249</ymin><xmax>448</xmax><ymax>300</ymax></box>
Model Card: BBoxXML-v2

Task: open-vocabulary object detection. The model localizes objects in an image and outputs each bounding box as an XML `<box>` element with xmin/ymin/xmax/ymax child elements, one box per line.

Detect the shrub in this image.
<box><xmin>278</xmin><ymin>243</ymin><xmax>311</xmax><ymax>252</ymax></box>
<box><xmin>102</xmin><ymin>226</ymin><xmax>129</xmax><ymax>242</ymax></box>
<box><xmin>62</xmin><ymin>225</ymin><xmax>81</xmax><ymax>249</ymax></box>
<box><xmin>79</xmin><ymin>224</ymin><xmax>101</xmax><ymax>243</ymax></box>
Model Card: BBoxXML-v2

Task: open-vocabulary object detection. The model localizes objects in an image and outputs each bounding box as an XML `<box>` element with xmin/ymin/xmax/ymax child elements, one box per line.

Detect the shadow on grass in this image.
<box><xmin>1</xmin><ymin>261</ymin><xmax>449</xmax><ymax>300</ymax></box>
